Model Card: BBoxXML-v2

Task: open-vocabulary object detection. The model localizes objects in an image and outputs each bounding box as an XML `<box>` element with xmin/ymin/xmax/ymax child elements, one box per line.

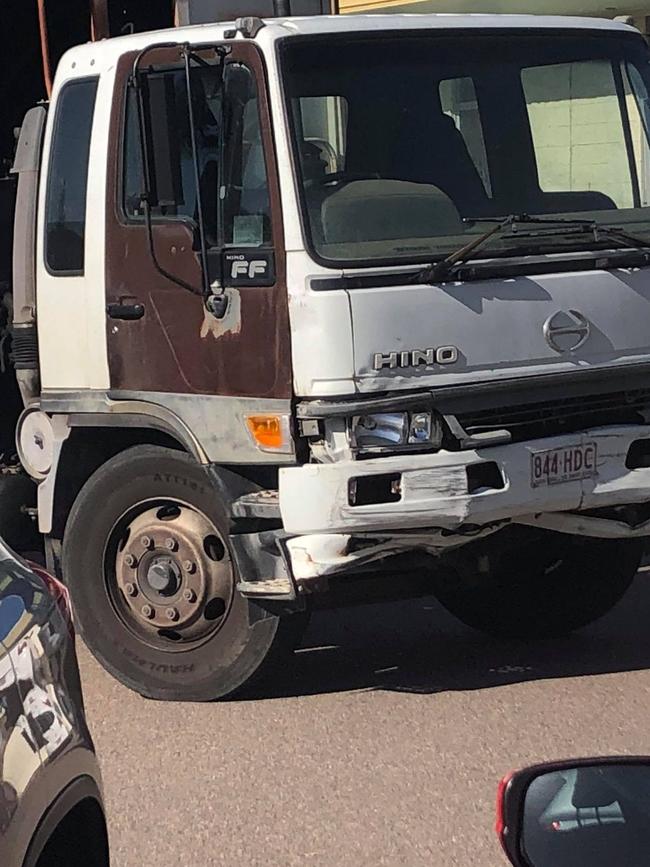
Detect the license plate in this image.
<box><xmin>530</xmin><ymin>442</ymin><xmax>598</xmax><ymax>487</ymax></box>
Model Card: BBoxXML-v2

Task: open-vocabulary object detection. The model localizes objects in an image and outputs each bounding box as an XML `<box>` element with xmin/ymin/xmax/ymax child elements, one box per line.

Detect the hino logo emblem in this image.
<box><xmin>373</xmin><ymin>346</ymin><xmax>459</xmax><ymax>370</ymax></box>
<box><xmin>543</xmin><ymin>309</ymin><xmax>590</xmax><ymax>353</ymax></box>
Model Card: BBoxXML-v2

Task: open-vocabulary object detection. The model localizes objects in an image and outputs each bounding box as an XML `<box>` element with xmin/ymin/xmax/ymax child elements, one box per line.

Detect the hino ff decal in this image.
<box><xmin>372</xmin><ymin>347</ymin><xmax>459</xmax><ymax>370</ymax></box>
<box><xmin>223</xmin><ymin>250</ymin><xmax>275</xmax><ymax>286</ymax></box>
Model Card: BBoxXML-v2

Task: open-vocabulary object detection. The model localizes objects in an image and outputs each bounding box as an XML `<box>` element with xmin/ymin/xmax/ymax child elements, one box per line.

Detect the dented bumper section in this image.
<box><xmin>279</xmin><ymin>424</ymin><xmax>650</xmax><ymax>534</ymax></box>
<box><xmin>234</xmin><ymin>425</ymin><xmax>650</xmax><ymax>599</ymax></box>
<box><xmin>275</xmin><ymin>424</ymin><xmax>650</xmax><ymax>588</ymax></box>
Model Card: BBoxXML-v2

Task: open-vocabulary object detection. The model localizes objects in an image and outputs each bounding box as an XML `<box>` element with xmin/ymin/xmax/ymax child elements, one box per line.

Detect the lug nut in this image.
<box><xmin>124</xmin><ymin>553</ymin><xmax>137</xmax><ymax>568</ymax></box>
<box><xmin>166</xmin><ymin>607</ymin><xmax>179</xmax><ymax>621</ymax></box>
<box><xmin>182</xmin><ymin>588</ymin><xmax>196</xmax><ymax>603</ymax></box>
<box><xmin>125</xmin><ymin>582</ymin><xmax>137</xmax><ymax>597</ymax></box>
<box><xmin>141</xmin><ymin>536</ymin><xmax>153</xmax><ymax>549</ymax></box>
<box><xmin>183</xmin><ymin>560</ymin><xmax>196</xmax><ymax>574</ymax></box>
<box><xmin>141</xmin><ymin>604</ymin><xmax>154</xmax><ymax>619</ymax></box>
<box><xmin>165</xmin><ymin>537</ymin><xmax>178</xmax><ymax>552</ymax></box>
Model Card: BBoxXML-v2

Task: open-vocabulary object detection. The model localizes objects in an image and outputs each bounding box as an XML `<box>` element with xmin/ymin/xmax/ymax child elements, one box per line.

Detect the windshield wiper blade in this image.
<box><xmin>415</xmin><ymin>214</ymin><xmax>650</xmax><ymax>284</ymax></box>
<box><xmin>507</xmin><ymin>215</ymin><xmax>650</xmax><ymax>248</ymax></box>
<box><xmin>415</xmin><ymin>214</ymin><xmax>517</xmax><ymax>283</ymax></box>
<box><xmin>592</xmin><ymin>223</ymin><xmax>650</xmax><ymax>249</ymax></box>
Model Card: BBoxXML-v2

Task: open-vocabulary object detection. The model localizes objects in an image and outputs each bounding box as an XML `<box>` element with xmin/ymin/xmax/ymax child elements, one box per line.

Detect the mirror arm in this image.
<box><xmin>181</xmin><ymin>43</ymin><xmax>213</xmax><ymax>303</ymax></box>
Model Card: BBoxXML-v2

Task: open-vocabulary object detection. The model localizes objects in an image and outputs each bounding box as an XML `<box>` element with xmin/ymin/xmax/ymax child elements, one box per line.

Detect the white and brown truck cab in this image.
<box><xmin>4</xmin><ymin>10</ymin><xmax>650</xmax><ymax>700</ymax></box>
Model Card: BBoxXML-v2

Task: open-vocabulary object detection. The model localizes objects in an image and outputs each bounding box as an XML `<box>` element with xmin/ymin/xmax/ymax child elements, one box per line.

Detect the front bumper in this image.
<box><xmin>280</xmin><ymin>424</ymin><xmax>650</xmax><ymax>534</ymax></box>
<box><xmin>273</xmin><ymin>424</ymin><xmax>650</xmax><ymax>586</ymax></box>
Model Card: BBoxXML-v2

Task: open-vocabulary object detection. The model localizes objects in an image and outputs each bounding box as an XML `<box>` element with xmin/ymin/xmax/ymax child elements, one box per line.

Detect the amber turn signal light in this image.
<box><xmin>245</xmin><ymin>415</ymin><xmax>292</xmax><ymax>453</ymax></box>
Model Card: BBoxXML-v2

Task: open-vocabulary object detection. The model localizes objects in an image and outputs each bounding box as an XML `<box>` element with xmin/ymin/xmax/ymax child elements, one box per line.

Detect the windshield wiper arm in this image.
<box><xmin>591</xmin><ymin>223</ymin><xmax>650</xmax><ymax>249</ymax></box>
<box><xmin>416</xmin><ymin>214</ymin><xmax>519</xmax><ymax>283</ymax></box>
<box><xmin>506</xmin><ymin>215</ymin><xmax>650</xmax><ymax>248</ymax></box>
<box><xmin>416</xmin><ymin>214</ymin><xmax>650</xmax><ymax>284</ymax></box>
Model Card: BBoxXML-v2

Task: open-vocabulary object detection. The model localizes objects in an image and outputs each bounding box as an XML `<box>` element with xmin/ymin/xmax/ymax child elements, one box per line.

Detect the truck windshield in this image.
<box><xmin>281</xmin><ymin>30</ymin><xmax>650</xmax><ymax>267</ymax></box>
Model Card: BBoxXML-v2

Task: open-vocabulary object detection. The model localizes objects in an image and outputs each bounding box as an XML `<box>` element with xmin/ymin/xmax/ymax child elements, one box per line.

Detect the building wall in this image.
<box><xmin>339</xmin><ymin>0</ymin><xmax>650</xmax><ymax>28</ymax></box>
<box><xmin>523</xmin><ymin>61</ymin><xmax>649</xmax><ymax>209</ymax></box>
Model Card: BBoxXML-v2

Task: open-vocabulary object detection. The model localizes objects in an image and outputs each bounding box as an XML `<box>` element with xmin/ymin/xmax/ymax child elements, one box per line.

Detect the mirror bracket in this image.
<box><xmin>205</xmin><ymin>293</ymin><xmax>229</xmax><ymax>318</ymax></box>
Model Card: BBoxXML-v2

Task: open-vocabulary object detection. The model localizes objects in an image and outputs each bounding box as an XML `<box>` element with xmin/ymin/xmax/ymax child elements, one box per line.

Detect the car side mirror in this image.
<box><xmin>497</xmin><ymin>757</ymin><xmax>650</xmax><ymax>867</ymax></box>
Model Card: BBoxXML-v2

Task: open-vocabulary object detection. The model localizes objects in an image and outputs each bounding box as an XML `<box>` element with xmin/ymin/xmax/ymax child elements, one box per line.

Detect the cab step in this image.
<box><xmin>231</xmin><ymin>490</ymin><xmax>281</xmax><ymax>520</ymax></box>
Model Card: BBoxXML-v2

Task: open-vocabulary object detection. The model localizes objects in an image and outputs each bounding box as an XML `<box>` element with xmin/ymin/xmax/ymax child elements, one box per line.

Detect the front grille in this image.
<box><xmin>456</xmin><ymin>388</ymin><xmax>650</xmax><ymax>444</ymax></box>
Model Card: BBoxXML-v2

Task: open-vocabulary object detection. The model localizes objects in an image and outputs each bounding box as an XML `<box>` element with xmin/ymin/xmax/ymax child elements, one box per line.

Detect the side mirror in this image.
<box><xmin>497</xmin><ymin>757</ymin><xmax>650</xmax><ymax>867</ymax></box>
<box><xmin>136</xmin><ymin>72</ymin><xmax>184</xmax><ymax>212</ymax></box>
<box><xmin>223</xmin><ymin>62</ymin><xmax>255</xmax><ymax>106</ymax></box>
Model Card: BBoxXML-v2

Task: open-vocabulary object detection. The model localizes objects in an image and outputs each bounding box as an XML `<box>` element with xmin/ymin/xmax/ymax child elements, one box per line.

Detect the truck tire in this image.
<box><xmin>61</xmin><ymin>445</ymin><xmax>306</xmax><ymax>701</ymax></box>
<box><xmin>434</xmin><ymin>528</ymin><xmax>642</xmax><ymax>639</ymax></box>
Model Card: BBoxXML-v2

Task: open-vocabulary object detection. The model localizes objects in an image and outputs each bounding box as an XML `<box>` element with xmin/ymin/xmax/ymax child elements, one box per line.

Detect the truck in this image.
<box><xmin>2</xmin><ymin>7</ymin><xmax>650</xmax><ymax>701</ymax></box>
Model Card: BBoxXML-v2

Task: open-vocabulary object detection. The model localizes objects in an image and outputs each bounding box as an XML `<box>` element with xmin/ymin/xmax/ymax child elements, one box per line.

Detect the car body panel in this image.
<box><xmin>0</xmin><ymin>544</ymin><xmax>105</xmax><ymax>867</ymax></box>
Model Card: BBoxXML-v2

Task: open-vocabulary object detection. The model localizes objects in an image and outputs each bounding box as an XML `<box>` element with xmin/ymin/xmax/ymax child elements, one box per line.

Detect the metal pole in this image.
<box><xmin>36</xmin><ymin>0</ymin><xmax>53</xmax><ymax>98</ymax></box>
<box><xmin>90</xmin><ymin>0</ymin><xmax>111</xmax><ymax>40</ymax></box>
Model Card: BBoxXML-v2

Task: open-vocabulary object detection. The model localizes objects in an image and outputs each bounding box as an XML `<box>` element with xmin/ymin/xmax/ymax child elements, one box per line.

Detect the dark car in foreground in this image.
<box><xmin>0</xmin><ymin>541</ymin><xmax>108</xmax><ymax>866</ymax></box>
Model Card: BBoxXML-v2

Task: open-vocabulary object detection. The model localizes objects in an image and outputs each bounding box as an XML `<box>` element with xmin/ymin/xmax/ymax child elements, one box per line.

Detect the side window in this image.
<box><xmin>123</xmin><ymin>61</ymin><xmax>272</xmax><ymax>249</ymax></box>
<box><xmin>439</xmin><ymin>77</ymin><xmax>491</xmax><ymax>196</ymax></box>
<box><xmin>297</xmin><ymin>95</ymin><xmax>348</xmax><ymax>174</ymax></box>
<box><xmin>522</xmin><ymin>61</ymin><xmax>633</xmax><ymax>208</ymax></box>
<box><xmin>123</xmin><ymin>67</ymin><xmax>221</xmax><ymax>227</ymax></box>
<box><xmin>45</xmin><ymin>78</ymin><xmax>98</xmax><ymax>274</ymax></box>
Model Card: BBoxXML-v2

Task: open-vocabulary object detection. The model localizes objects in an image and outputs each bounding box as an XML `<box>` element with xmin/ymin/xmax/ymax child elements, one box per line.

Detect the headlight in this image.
<box><xmin>350</xmin><ymin>411</ymin><xmax>441</xmax><ymax>451</ymax></box>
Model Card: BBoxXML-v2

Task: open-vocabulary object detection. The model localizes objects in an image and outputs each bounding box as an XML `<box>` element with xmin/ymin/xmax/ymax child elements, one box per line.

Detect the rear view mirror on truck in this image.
<box><xmin>135</xmin><ymin>73</ymin><xmax>184</xmax><ymax>212</ymax></box>
<box><xmin>223</xmin><ymin>62</ymin><xmax>256</xmax><ymax>106</ymax></box>
<box><xmin>126</xmin><ymin>43</ymin><xmax>226</xmax><ymax>302</ymax></box>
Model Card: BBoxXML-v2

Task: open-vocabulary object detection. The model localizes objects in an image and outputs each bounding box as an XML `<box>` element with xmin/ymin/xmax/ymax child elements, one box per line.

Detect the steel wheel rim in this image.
<box><xmin>104</xmin><ymin>498</ymin><xmax>235</xmax><ymax>653</ymax></box>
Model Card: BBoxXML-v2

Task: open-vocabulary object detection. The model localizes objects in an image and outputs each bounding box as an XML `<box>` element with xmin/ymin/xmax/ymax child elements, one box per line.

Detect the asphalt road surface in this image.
<box><xmin>81</xmin><ymin>566</ymin><xmax>650</xmax><ymax>867</ymax></box>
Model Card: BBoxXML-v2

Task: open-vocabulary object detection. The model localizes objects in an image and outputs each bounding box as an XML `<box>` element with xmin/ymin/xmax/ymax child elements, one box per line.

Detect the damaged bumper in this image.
<box><xmin>280</xmin><ymin>425</ymin><xmax>650</xmax><ymax>535</ymax></box>
<box><xmin>234</xmin><ymin>424</ymin><xmax>650</xmax><ymax>599</ymax></box>
<box><xmin>279</xmin><ymin>424</ymin><xmax>650</xmax><ymax>585</ymax></box>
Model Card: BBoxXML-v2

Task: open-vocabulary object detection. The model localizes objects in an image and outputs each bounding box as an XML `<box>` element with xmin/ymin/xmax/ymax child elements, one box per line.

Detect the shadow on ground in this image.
<box><xmin>252</xmin><ymin>568</ymin><xmax>650</xmax><ymax>701</ymax></box>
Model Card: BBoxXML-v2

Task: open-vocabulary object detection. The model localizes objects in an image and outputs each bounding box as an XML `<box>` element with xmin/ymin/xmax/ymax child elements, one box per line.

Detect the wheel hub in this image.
<box><xmin>145</xmin><ymin>558</ymin><xmax>181</xmax><ymax>596</ymax></box>
<box><xmin>113</xmin><ymin>503</ymin><xmax>233</xmax><ymax>644</ymax></box>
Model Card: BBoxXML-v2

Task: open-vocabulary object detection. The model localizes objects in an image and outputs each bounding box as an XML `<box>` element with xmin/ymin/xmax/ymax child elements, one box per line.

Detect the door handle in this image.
<box><xmin>106</xmin><ymin>302</ymin><xmax>145</xmax><ymax>321</ymax></box>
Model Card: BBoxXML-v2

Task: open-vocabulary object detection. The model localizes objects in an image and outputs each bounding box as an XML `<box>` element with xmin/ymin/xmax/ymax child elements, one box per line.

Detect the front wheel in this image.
<box><xmin>62</xmin><ymin>445</ymin><xmax>307</xmax><ymax>701</ymax></box>
<box><xmin>434</xmin><ymin>528</ymin><xmax>642</xmax><ymax>639</ymax></box>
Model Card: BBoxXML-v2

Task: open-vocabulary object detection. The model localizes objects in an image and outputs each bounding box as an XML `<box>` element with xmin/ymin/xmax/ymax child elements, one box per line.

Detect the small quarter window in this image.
<box><xmin>45</xmin><ymin>78</ymin><xmax>98</xmax><ymax>274</ymax></box>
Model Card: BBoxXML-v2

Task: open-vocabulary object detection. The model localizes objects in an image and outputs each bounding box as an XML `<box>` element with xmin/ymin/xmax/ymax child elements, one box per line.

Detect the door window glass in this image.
<box><xmin>123</xmin><ymin>66</ymin><xmax>221</xmax><ymax>236</ymax></box>
<box><xmin>222</xmin><ymin>65</ymin><xmax>272</xmax><ymax>248</ymax></box>
<box><xmin>123</xmin><ymin>61</ymin><xmax>272</xmax><ymax>249</ymax></box>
